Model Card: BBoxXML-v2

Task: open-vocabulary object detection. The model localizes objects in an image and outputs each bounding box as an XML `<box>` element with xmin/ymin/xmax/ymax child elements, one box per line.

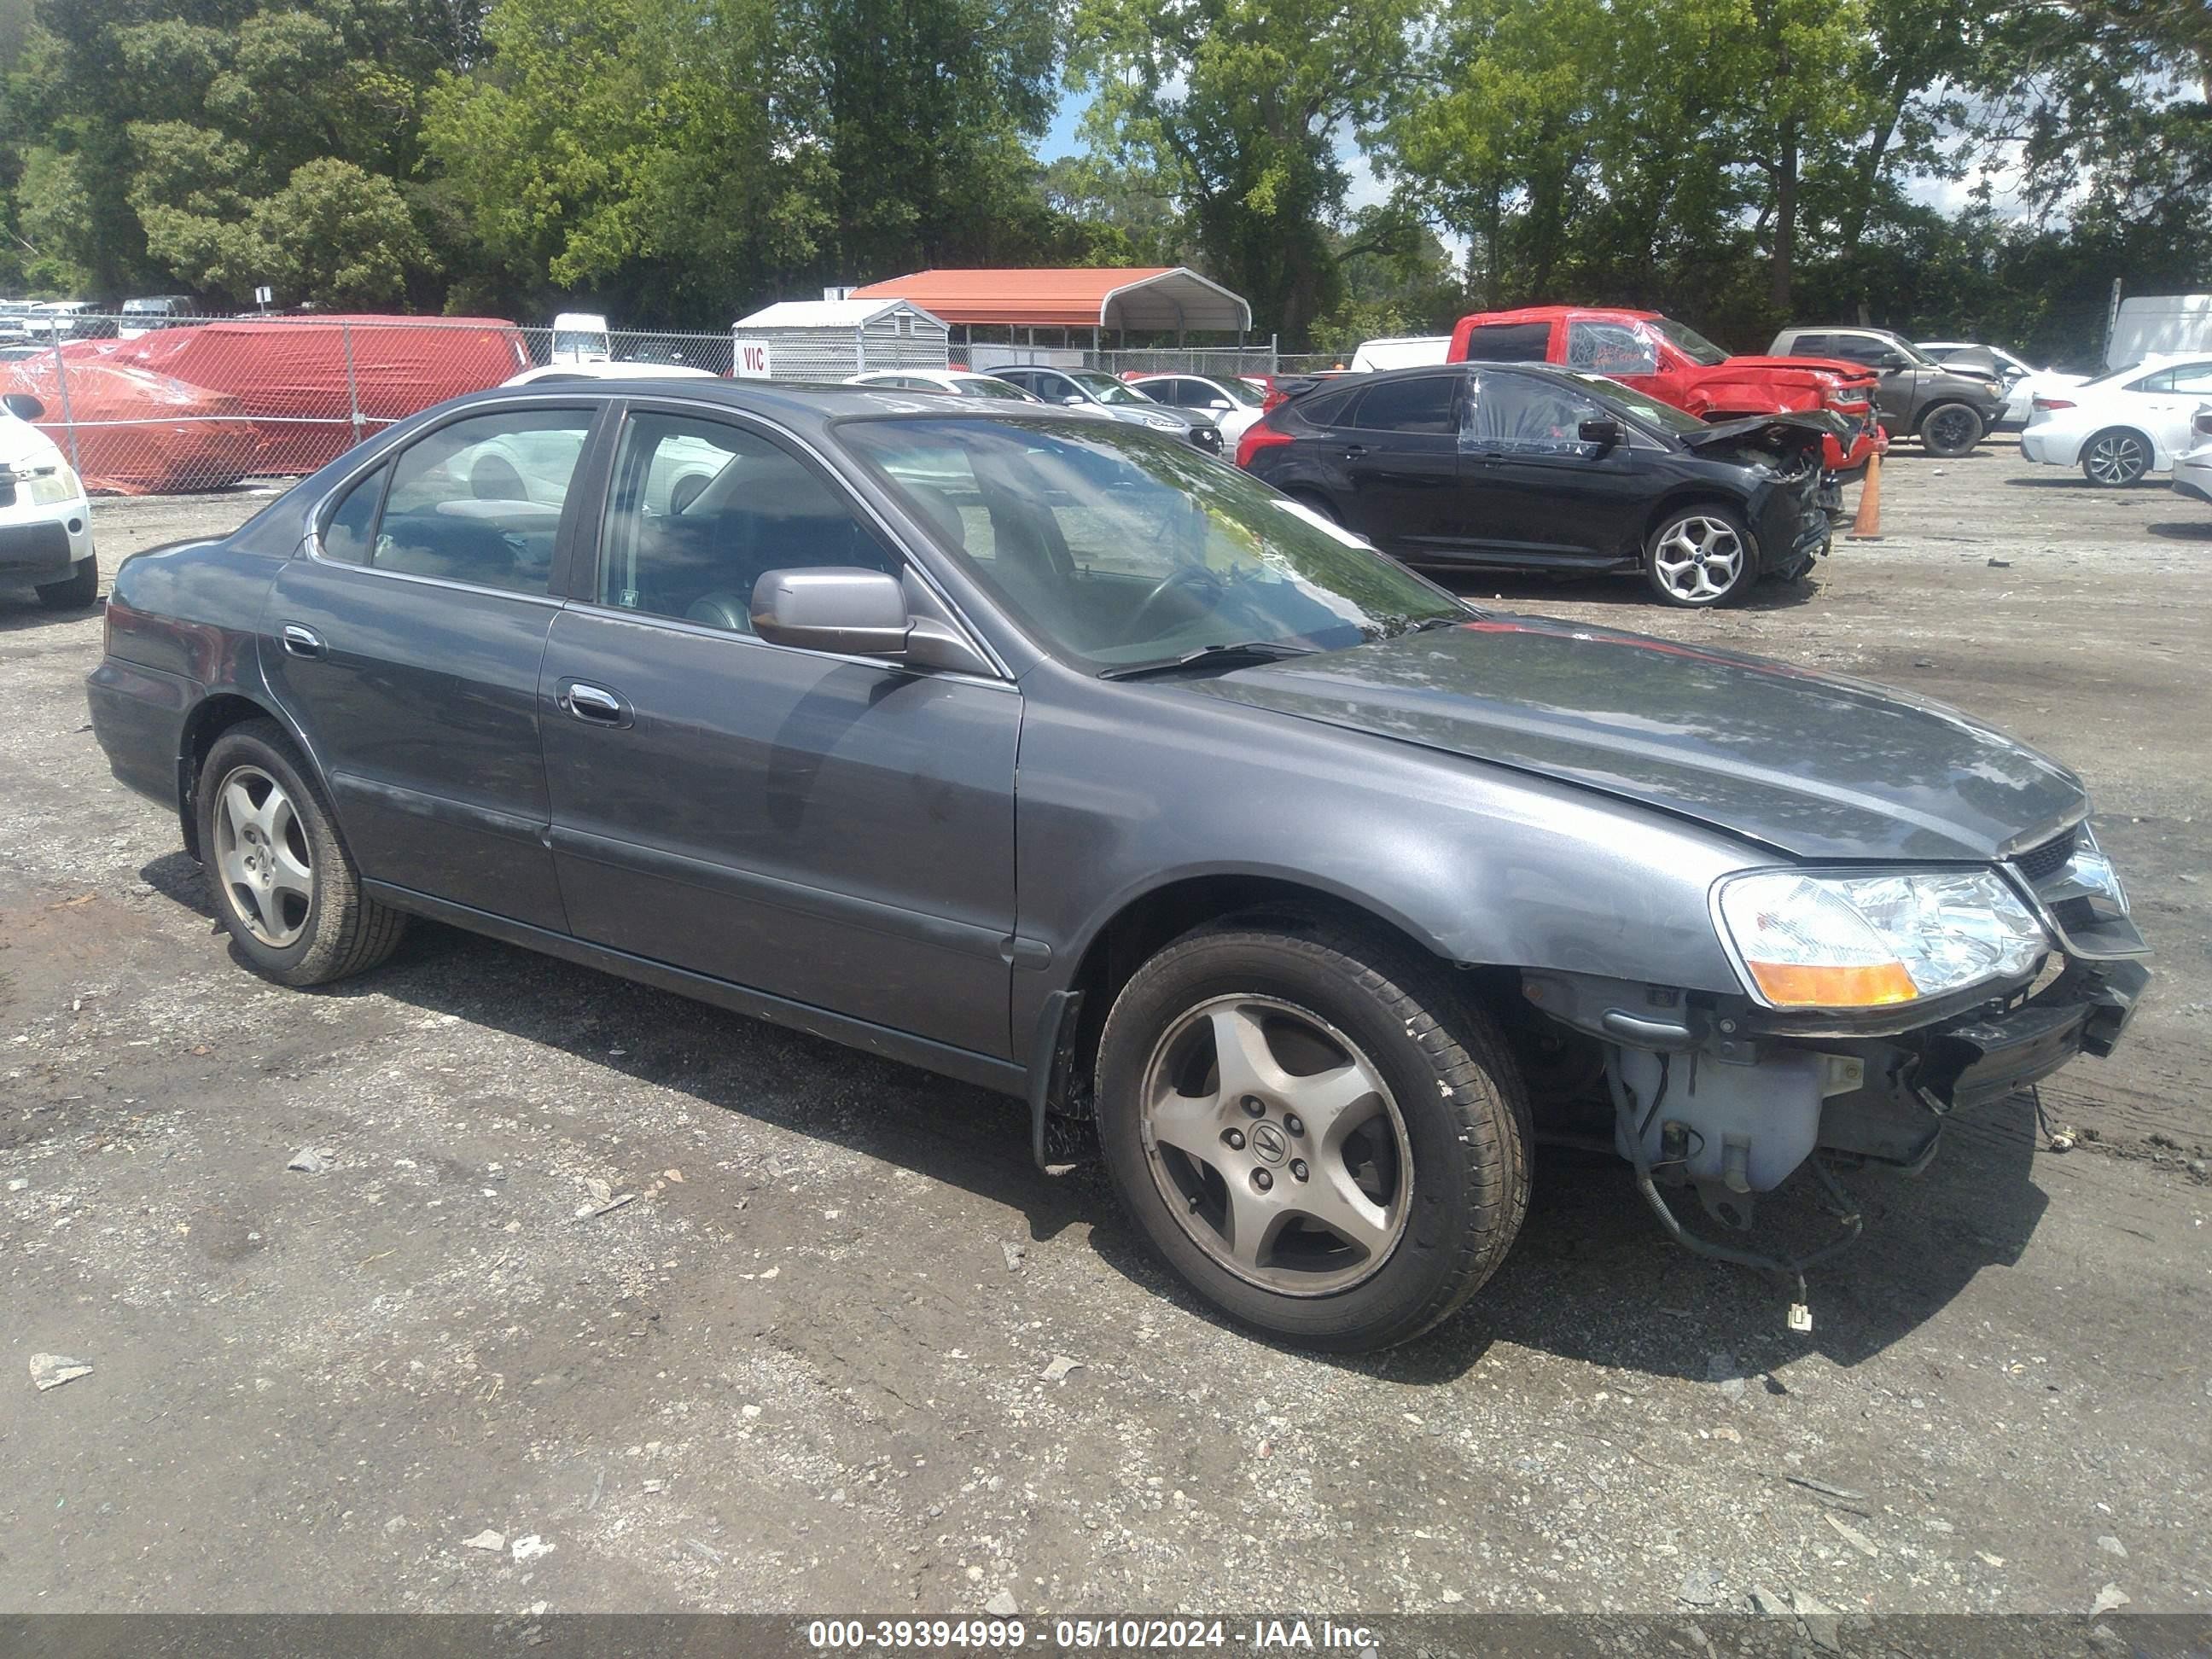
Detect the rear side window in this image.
<box><xmin>372</xmin><ymin>408</ymin><xmax>596</xmax><ymax>594</ymax></box>
<box><xmin>1567</xmin><ymin>320</ymin><xmax>1658</xmax><ymax>376</ymax></box>
<box><xmin>1457</xmin><ymin>322</ymin><xmax>1551</xmax><ymax>363</ymax></box>
<box><xmin>320</xmin><ymin>464</ymin><xmax>386</xmax><ymax>565</ymax></box>
<box><xmin>1295</xmin><ymin>387</ymin><xmax>1359</xmax><ymax>427</ymax></box>
<box><xmin>1346</xmin><ymin>375</ymin><xmax>1460</xmax><ymax>434</ymax></box>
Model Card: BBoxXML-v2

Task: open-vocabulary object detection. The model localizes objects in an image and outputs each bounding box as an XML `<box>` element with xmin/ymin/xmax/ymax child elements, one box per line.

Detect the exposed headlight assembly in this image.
<box><xmin>1715</xmin><ymin>868</ymin><xmax>2048</xmax><ymax>1009</ymax></box>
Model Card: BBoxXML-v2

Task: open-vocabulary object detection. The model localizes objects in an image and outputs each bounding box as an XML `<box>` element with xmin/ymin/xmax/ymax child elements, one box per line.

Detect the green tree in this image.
<box><xmin>1068</xmin><ymin>0</ymin><xmax>1420</xmax><ymax>341</ymax></box>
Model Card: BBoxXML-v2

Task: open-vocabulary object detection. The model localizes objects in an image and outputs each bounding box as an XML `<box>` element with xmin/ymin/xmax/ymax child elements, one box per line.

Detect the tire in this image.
<box><xmin>2081</xmin><ymin>428</ymin><xmax>2151</xmax><ymax>486</ymax></box>
<box><xmin>34</xmin><ymin>556</ymin><xmax>98</xmax><ymax>610</ymax></box>
<box><xmin>196</xmin><ymin>719</ymin><xmax>405</xmax><ymax>987</ymax></box>
<box><xmin>1918</xmin><ymin>401</ymin><xmax>1983</xmax><ymax>458</ymax></box>
<box><xmin>1093</xmin><ymin>915</ymin><xmax>1531</xmax><ymax>1351</ymax></box>
<box><xmin>1644</xmin><ymin>504</ymin><xmax>1759</xmax><ymax>608</ymax></box>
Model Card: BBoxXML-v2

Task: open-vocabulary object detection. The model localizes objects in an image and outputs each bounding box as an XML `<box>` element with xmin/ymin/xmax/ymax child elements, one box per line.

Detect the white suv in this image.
<box><xmin>0</xmin><ymin>392</ymin><xmax>96</xmax><ymax>609</ymax></box>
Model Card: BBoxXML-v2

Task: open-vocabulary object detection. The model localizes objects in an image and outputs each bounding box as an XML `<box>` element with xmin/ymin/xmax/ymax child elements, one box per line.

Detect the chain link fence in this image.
<box><xmin>0</xmin><ymin>314</ymin><xmax>736</xmax><ymax>496</ymax></box>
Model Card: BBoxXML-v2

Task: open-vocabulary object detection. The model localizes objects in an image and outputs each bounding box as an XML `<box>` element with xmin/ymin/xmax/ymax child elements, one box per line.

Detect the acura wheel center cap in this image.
<box><xmin>1250</xmin><ymin>1121</ymin><xmax>1289</xmax><ymax>1165</ymax></box>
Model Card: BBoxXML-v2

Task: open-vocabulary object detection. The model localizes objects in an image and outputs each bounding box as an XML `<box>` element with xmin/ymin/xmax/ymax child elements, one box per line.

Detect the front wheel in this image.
<box><xmin>2081</xmin><ymin>428</ymin><xmax>2151</xmax><ymax>486</ymax></box>
<box><xmin>1093</xmin><ymin>917</ymin><xmax>1530</xmax><ymax>1350</ymax></box>
<box><xmin>1644</xmin><ymin>505</ymin><xmax>1758</xmax><ymax>608</ymax></box>
<box><xmin>1918</xmin><ymin>401</ymin><xmax>1984</xmax><ymax>458</ymax></box>
<box><xmin>34</xmin><ymin>556</ymin><xmax>98</xmax><ymax>610</ymax></box>
<box><xmin>197</xmin><ymin>719</ymin><xmax>406</xmax><ymax>986</ymax></box>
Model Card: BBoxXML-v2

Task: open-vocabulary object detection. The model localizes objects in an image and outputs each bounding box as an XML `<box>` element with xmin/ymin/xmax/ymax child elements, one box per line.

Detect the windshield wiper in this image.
<box><xmin>1098</xmin><ymin>640</ymin><xmax>1318</xmax><ymax>681</ymax></box>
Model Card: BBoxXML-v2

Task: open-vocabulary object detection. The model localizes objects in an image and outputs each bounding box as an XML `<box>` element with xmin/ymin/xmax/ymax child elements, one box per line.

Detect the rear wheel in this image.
<box><xmin>1918</xmin><ymin>401</ymin><xmax>1983</xmax><ymax>458</ymax></box>
<box><xmin>1094</xmin><ymin>916</ymin><xmax>1530</xmax><ymax>1350</ymax></box>
<box><xmin>197</xmin><ymin>720</ymin><xmax>406</xmax><ymax>986</ymax></box>
<box><xmin>2081</xmin><ymin>428</ymin><xmax>2151</xmax><ymax>486</ymax></box>
<box><xmin>1644</xmin><ymin>504</ymin><xmax>1758</xmax><ymax>608</ymax></box>
<box><xmin>34</xmin><ymin>556</ymin><xmax>97</xmax><ymax>610</ymax></box>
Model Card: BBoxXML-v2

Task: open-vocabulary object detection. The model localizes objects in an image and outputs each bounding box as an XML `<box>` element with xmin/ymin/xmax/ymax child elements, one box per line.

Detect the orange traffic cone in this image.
<box><xmin>1845</xmin><ymin>449</ymin><xmax>1883</xmax><ymax>540</ymax></box>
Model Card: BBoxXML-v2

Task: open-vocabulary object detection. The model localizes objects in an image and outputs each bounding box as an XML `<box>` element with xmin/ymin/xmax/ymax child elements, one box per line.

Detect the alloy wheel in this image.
<box><xmin>212</xmin><ymin>765</ymin><xmax>314</xmax><ymax>948</ymax></box>
<box><xmin>2086</xmin><ymin>433</ymin><xmax>2148</xmax><ymax>485</ymax></box>
<box><xmin>1651</xmin><ymin>515</ymin><xmax>1745</xmax><ymax>604</ymax></box>
<box><xmin>1138</xmin><ymin>994</ymin><xmax>1412</xmax><ymax>1296</ymax></box>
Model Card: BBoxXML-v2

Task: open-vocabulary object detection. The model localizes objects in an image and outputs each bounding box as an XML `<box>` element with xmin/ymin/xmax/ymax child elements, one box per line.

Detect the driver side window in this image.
<box><xmin>594</xmin><ymin>411</ymin><xmax>897</xmax><ymax>633</ymax></box>
<box><xmin>1465</xmin><ymin>375</ymin><xmax>1606</xmax><ymax>457</ymax></box>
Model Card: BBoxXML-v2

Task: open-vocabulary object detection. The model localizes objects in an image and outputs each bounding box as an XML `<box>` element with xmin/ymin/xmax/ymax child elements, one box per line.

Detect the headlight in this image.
<box><xmin>1982</xmin><ymin>381</ymin><xmax>2005</xmax><ymax>399</ymax></box>
<box><xmin>1714</xmin><ymin>869</ymin><xmax>2048</xmax><ymax>1008</ymax></box>
<box><xmin>1142</xmin><ymin>413</ymin><xmax>1180</xmax><ymax>430</ymax></box>
<box><xmin>23</xmin><ymin>465</ymin><xmax>82</xmax><ymax>505</ymax></box>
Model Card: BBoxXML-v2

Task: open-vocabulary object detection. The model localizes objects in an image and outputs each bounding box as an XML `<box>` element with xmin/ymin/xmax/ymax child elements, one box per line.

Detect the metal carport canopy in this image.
<box><xmin>847</xmin><ymin>268</ymin><xmax>1253</xmax><ymax>334</ymax></box>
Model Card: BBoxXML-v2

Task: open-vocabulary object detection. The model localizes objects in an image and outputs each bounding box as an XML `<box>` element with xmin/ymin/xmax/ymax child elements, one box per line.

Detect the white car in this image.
<box><xmin>1918</xmin><ymin>341</ymin><xmax>2088</xmax><ymax>430</ymax></box>
<box><xmin>1123</xmin><ymin>372</ymin><xmax>1267</xmax><ymax>445</ymax></box>
<box><xmin>504</xmin><ymin>362</ymin><xmax>716</xmax><ymax>387</ymax></box>
<box><xmin>2174</xmin><ymin>409</ymin><xmax>2212</xmax><ymax>507</ymax></box>
<box><xmin>2018</xmin><ymin>355</ymin><xmax>2212</xmax><ymax>484</ymax></box>
<box><xmin>844</xmin><ymin>369</ymin><xmax>1047</xmax><ymax>403</ymax></box>
<box><xmin>0</xmin><ymin>392</ymin><xmax>96</xmax><ymax>608</ymax></box>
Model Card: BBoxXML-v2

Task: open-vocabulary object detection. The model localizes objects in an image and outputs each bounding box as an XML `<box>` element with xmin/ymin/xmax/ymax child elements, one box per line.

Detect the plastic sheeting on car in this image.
<box><xmin>115</xmin><ymin>317</ymin><xmax>532</xmax><ymax>474</ymax></box>
<box><xmin>0</xmin><ymin>358</ymin><xmax>260</xmax><ymax>495</ymax></box>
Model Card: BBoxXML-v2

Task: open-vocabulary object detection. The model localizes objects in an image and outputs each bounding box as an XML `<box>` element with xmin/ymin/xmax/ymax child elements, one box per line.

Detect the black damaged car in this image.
<box><xmin>1235</xmin><ymin>362</ymin><xmax>1834</xmax><ymax>608</ymax></box>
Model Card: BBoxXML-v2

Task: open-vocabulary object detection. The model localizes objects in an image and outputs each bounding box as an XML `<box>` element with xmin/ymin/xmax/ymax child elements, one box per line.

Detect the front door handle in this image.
<box><xmin>1342</xmin><ymin>444</ymin><xmax>1367</xmax><ymax>459</ymax></box>
<box><xmin>559</xmin><ymin>680</ymin><xmax>628</xmax><ymax>725</ymax></box>
<box><xmin>280</xmin><ymin>623</ymin><xmax>324</xmax><ymax>659</ymax></box>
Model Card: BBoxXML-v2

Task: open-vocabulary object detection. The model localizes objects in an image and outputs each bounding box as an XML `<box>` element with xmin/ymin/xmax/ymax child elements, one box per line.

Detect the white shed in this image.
<box><xmin>730</xmin><ymin>297</ymin><xmax>951</xmax><ymax>381</ymax></box>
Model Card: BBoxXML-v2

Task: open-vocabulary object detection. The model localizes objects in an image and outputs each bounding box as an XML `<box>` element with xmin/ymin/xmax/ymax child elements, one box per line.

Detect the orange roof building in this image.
<box><xmin>848</xmin><ymin>267</ymin><xmax>1253</xmax><ymax>340</ymax></box>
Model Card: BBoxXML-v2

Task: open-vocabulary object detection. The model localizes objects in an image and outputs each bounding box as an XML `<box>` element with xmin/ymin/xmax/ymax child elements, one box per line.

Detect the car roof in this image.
<box><xmin>442</xmin><ymin>376</ymin><xmax>1105</xmax><ymax>436</ymax></box>
<box><xmin>1458</xmin><ymin>306</ymin><xmax>1661</xmax><ymax>326</ymax></box>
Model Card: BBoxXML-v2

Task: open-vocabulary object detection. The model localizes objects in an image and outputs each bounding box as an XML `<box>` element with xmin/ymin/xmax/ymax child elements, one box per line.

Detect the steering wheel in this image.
<box><xmin>1122</xmin><ymin>564</ymin><xmax>1227</xmax><ymax>642</ymax></box>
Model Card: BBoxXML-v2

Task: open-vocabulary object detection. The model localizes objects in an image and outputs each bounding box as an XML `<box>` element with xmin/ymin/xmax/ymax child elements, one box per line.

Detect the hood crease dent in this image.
<box><xmin>1187</xmin><ymin>617</ymin><xmax>2086</xmax><ymax>864</ymax></box>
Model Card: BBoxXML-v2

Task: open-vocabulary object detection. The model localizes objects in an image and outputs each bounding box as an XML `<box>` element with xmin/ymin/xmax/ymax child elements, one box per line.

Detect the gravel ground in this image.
<box><xmin>0</xmin><ymin>447</ymin><xmax>2206</xmax><ymax>1618</ymax></box>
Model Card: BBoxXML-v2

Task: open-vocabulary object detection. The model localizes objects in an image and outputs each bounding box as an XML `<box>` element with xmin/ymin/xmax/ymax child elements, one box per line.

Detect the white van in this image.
<box><xmin>2107</xmin><ymin>294</ymin><xmax>2212</xmax><ymax>370</ymax></box>
<box><xmin>550</xmin><ymin>311</ymin><xmax>612</xmax><ymax>364</ymax></box>
<box><xmin>1348</xmin><ymin>335</ymin><xmax>1451</xmax><ymax>373</ymax></box>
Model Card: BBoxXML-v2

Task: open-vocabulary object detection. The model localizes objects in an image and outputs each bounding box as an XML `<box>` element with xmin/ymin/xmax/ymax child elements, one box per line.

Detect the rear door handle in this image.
<box><xmin>280</xmin><ymin>623</ymin><xmax>324</xmax><ymax>659</ymax></box>
<box><xmin>1342</xmin><ymin>444</ymin><xmax>1367</xmax><ymax>458</ymax></box>
<box><xmin>558</xmin><ymin>680</ymin><xmax>629</xmax><ymax>726</ymax></box>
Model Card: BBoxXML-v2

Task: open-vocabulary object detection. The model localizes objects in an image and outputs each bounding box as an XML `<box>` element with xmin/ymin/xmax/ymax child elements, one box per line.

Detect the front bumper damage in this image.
<box><xmin>1521</xmin><ymin>928</ymin><xmax>2151</xmax><ymax>1329</ymax></box>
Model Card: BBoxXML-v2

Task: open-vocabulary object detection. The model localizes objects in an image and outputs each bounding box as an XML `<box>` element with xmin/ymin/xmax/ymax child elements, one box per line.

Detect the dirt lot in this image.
<box><xmin>1</xmin><ymin>448</ymin><xmax>2207</xmax><ymax>1618</ymax></box>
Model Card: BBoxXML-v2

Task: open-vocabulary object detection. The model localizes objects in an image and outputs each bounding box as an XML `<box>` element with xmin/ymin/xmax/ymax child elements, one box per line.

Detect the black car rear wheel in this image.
<box><xmin>1918</xmin><ymin>402</ymin><xmax>1984</xmax><ymax>457</ymax></box>
<box><xmin>1644</xmin><ymin>505</ymin><xmax>1758</xmax><ymax>608</ymax></box>
<box><xmin>197</xmin><ymin>719</ymin><xmax>407</xmax><ymax>986</ymax></box>
<box><xmin>1093</xmin><ymin>914</ymin><xmax>1531</xmax><ymax>1350</ymax></box>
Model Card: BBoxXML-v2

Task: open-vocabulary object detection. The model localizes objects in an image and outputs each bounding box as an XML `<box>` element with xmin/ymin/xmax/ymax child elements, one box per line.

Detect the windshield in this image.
<box><xmin>837</xmin><ymin>417</ymin><xmax>1468</xmax><ymax>672</ymax></box>
<box><xmin>1070</xmin><ymin>370</ymin><xmax>1149</xmax><ymax>405</ymax></box>
<box><xmin>1557</xmin><ymin>370</ymin><xmax>1708</xmax><ymax>435</ymax></box>
<box><xmin>1649</xmin><ymin>317</ymin><xmax>1730</xmax><ymax>367</ymax></box>
<box><xmin>959</xmin><ymin>376</ymin><xmax>1034</xmax><ymax>400</ymax></box>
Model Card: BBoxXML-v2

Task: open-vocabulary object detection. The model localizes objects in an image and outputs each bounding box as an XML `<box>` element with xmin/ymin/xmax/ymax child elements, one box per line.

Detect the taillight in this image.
<box><xmin>2033</xmin><ymin>397</ymin><xmax>2075</xmax><ymax>412</ymax></box>
<box><xmin>1235</xmin><ymin>422</ymin><xmax>1295</xmax><ymax>469</ymax></box>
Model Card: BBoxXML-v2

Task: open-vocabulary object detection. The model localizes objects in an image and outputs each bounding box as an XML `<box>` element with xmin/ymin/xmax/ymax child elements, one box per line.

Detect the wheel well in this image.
<box><xmin>1057</xmin><ymin>875</ymin><xmax>1513</xmax><ymax>1101</ymax></box>
<box><xmin>177</xmin><ymin>693</ymin><xmax>279</xmax><ymax>858</ymax></box>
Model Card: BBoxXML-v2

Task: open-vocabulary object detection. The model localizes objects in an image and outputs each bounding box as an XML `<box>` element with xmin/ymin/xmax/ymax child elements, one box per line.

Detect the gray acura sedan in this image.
<box><xmin>86</xmin><ymin>381</ymin><xmax>2150</xmax><ymax>1350</ymax></box>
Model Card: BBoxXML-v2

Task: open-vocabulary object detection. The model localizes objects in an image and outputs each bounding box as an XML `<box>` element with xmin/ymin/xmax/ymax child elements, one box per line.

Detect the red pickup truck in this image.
<box><xmin>1447</xmin><ymin>306</ymin><xmax>1885</xmax><ymax>479</ymax></box>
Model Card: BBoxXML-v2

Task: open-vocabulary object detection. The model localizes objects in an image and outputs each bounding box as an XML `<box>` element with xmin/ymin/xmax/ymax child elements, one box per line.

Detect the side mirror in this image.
<box><xmin>2</xmin><ymin>392</ymin><xmax>44</xmax><ymax>421</ymax></box>
<box><xmin>752</xmin><ymin>568</ymin><xmax>910</xmax><ymax>656</ymax></box>
<box><xmin>1060</xmin><ymin>393</ymin><xmax>1086</xmax><ymax>406</ymax></box>
<box><xmin>1577</xmin><ymin>416</ymin><xmax>1625</xmax><ymax>451</ymax></box>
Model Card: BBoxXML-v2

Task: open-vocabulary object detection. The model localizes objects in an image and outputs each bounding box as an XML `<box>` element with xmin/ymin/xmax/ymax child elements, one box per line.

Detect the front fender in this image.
<box><xmin>1010</xmin><ymin>667</ymin><xmax>1761</xmax><ymax>1043</ymax></box>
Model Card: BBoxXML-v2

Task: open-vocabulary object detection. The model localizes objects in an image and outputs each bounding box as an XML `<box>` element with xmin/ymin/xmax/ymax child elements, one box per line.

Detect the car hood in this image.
<box><xmin>1184</xmin><ymin>617</ymin><xmax>2086</xmax><ymax>862</ymax></box>
<box><xmin>1676</xmin><ymin>411</ymin><xmax>1835</xmax><ymax>464</ymax></box>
